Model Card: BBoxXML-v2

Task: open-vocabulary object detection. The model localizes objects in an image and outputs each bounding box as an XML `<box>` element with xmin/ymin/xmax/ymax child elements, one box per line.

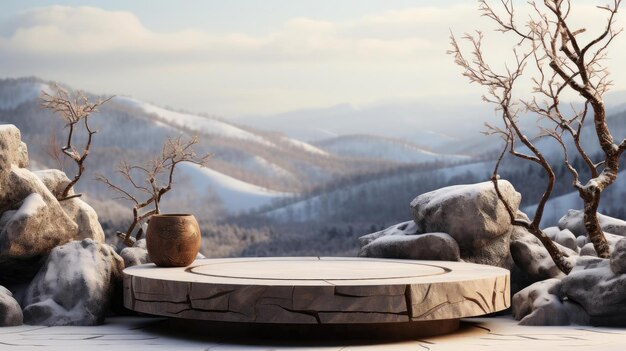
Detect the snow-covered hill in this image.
<box><xmin>314</xmin><ymin>134</ymin><xmax>470</xmax><ymax>164</ymax></box>
<box><xmin>0</xmin><ymin>77</ymin><xmax>477</xmax><ymax>218</ymax></box>
<box><xmin>117</xmin><ymin>96</ymin><xmax>276</xmax><ymax>147</ymax></box>
<box><xmin>176</xmin><ymin>163</ymin><xmax>292</xmax><ymax>212</ymax></box>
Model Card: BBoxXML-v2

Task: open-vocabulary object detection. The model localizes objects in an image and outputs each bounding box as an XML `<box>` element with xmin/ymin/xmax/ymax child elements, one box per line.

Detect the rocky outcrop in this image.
<box><xmin>0</xmin><ymin>124</ymin><xmax>28</xmax><ymax>171</ymax></box>
<box><xmin>22</xmin><ymin>239</ymin><xmax>124</xmax><ymax>326</ymax></box>
<box><xmin>513</xmin><ymin>239</ymin><xmax>626</xmax><ymax>326</ymax></box>
<box><xmin>0</xmin><ymin>124</ymin><xmax>105</xmax><ymax>284</ymax></box>
<box><xmin>543</xmin><ymin>227</ymin><xmax>578</xmax><ymax>252</ymax></box>
<box><xmin>512</xmin><ymin>278</ymin><xmax>588</xmax><ymax>325</ymax></box>
<box><xmin>359</xmin><ymin>221</ymin><xmax>420</xmax><ymax>246</ymax></box>
<box><xmin>561</xmin><ymin>256</ymin><xmax>626</xmax><ymax>325</ymax></box>
<box><xmin>509</xmin><ymin>227</ymin><xmax>577</xmax><ymax>283</ymax></box>
<box><xmin>360</xmin><ymin>181</ymin><xmax>520</xmax><ymax>272</ymax></box>
<box><xmin>610</xmin><ymin>239</ymin><xmax>626</xmax><ymax>274</ymax></box>
<box><xmin>359</xmin><ymin>231</ymin><xmax>460</xmax><ymax>261</ymax></box>
<box><xmin>410</xmin><ymin>180</ymin><xmax>519</xmax><ymax>267</ymax></box>
<box><xmin>577</xmin><ymin>232</ymin><xmax>623</xmax><ymax>256</ymax></box>
<box><xmin>0</xmin><ymin>285</ymin><xmax>23</xmax><ymax>326</ymax></box>
<box><xmin>559</xmin><ymin>209</ymin><xmax>626</xmax><ymax>237</ymax></box>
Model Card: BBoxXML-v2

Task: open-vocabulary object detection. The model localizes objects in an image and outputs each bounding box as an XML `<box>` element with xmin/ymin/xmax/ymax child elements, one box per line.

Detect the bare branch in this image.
<box><xmin>41</xmin><ymin>83</ymin><xmax>113</xmax><ymax>200</ymax></box>
<box><xmin>98</xmin><ymin>135</ymin><xmax>211</xmax><ymax>246</ymax></box>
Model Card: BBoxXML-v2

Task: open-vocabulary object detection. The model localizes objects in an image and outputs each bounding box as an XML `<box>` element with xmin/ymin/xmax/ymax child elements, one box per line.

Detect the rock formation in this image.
<box><xmin>359</xmin><ymin>181</ymin><xmax>518</xmax><ymax>269</ymax></box>
<box><xmin>22</xmin><ymin>239</ymin><xmax>124</xmax><ymax>326</ymax></box>
<box><xmin>0</xmin><ymin>124</ymin><xmax>105</xmax><ymax>285</ymax></box>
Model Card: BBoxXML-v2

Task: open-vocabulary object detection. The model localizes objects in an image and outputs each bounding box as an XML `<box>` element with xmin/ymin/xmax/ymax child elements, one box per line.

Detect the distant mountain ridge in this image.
<box><xmin>314</xmin><ymin>134</ymin><xmax>471</xmax><ymax>164</ymax></box>
<box><xmin>0</xmin><ymin>77</ymin><xmax>473</xmax><ymax>219</ymax></box>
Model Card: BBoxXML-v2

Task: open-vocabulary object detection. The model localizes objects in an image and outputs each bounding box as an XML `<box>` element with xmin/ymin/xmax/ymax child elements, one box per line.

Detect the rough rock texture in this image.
<box><xmin>561</xmin><ymin>256</ymin><xmax>626</xmax><ymax>325</ymax></box>
<box><xmin>512</xmin><ymin>278</ymin><xmax>588</xmax><ymax>325</ymax></box>
<box><xmin>509</xmin><ymin>226</ymin><xmax>577</xmax><ymax>283</ymax></box>
<box><xmin>554</xmin><ymin>229</ymin><xmax>578</xmax><ymax>252</ymax></box>
<box><xmin>34</xmin><ymin>169</ymin><xmax>104</xmax><ymax>242</ymax></box>
<box><xmin>0</xmin><ymin>173</ymin><xmax>78</xmax><ymax>257</ymax></box>
<box><xmin>610</xmin><ymin>239</ymin><xmax>626</xmax><ymax>274</ymax></box>
<box><xmin>541</xmin><ymin>226</ymin><xmax>577</xmax><ymax>254</ymax></box>
<box><xmin>359</xmin><ymin>221</ymin><xmax>420</xmax><ymax>247</ymax></box>
<box><xmin>514</xmin><ymin>240</ymin><xmax>626</xmax><ymax>326</ymax></box>
<box><xmin>359</xmin><ymin>232</ymin><xmax>460</xmax><ymax>261</ymax></box>
<box><xmin>0</xmin><ymin>124</ymin><xmax>105</xmax><ymax>284</ymax></box>
<box><xmin>410</xmin><ymin>180</ymin><xmax>519</xmax><ymax>267</ymax></box>
<box><xmin>22</xmin><ymin>239</ymin><xmax>124</xmax><ymax>326</ymax></box>
<box><xmin>60</xmin><ymin>198</ymin><xmax>105</xmax><ymax>242</ymax></box>
<box><xmin>578</xmin><ymin>232</ymin><xmax>624</xmax><ymax>257</ymax></box>
<box><xmin>33</xmin><ymin>169</ymin><xmax>72</xmax><ymax>199</ymax></box>
<box><xmin>559</xmin><ymin>209</ymin><xmax>626</xmax><ymax>237</ymax></box>
<box><xmin>120</xmin><ymin>239</ymin><xmax>150</xmax><ymax>268</ymax></box>
<box><xmin>0</xmin><ymin>125</ymin><xmax>28</xmax><ymax>171</ymax></box>
<box><xmin>0</xmin><ymin>285</ymin><xmax>23</xmax><ymax>326</ymax></box>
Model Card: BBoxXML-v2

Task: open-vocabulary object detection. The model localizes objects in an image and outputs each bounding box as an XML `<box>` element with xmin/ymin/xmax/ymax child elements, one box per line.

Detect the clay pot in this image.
<box><xmin>146</xmin><ymin>214</ymin><xmax>201</xmax><ymax>267</ymax></box>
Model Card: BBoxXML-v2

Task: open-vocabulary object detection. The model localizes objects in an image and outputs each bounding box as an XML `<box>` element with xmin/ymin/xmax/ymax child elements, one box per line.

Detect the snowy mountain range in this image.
<box><xmin>0</xmin><ymin>77</ymin><xmax>474</xmax><ymax>219</ymax></box>
<box><xmin>1</xmin><ymin>77</ymin><xmax>625</xmax><ymax>230</ymax></box>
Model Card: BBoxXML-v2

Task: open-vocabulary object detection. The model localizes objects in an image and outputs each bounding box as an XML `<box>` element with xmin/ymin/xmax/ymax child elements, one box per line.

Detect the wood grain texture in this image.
<box><xmin>124</xmin><ymin>257</ymin><xmax>509</xmax><ymax>324</ymax></box>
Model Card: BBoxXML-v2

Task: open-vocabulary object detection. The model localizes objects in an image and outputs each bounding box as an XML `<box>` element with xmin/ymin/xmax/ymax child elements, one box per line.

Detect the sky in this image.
<box><xmin>1</xmin><ymin>0</ymin><xmax>625</xmax><ymax>117</ymax></box>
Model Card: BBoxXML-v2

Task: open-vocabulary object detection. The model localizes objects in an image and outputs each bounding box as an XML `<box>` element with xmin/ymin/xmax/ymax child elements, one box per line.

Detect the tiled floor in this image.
<box><xmin>0</xmin><ymin>316</ymin><xmax>625</xmax><ymax>351</ymax></box>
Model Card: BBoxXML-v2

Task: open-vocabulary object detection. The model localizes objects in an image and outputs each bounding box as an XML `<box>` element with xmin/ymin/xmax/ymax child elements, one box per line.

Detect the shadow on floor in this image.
<box><xmin>138</xmin><ymin>318</ymin><xmax>488</xmax><ymax>347</ymax></box>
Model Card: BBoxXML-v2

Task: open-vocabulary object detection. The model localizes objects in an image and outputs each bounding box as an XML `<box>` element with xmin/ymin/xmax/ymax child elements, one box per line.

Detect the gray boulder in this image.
<box><xmin>512</xmin><ymin>278</ymin><xmax>588</xmax><ymax>325</ymax></box>
<box><xmin>358</xmin><ymin>220</ymin><xmax>420</xmax><ymax>247</ymax></box>
<box><xmin>578</xmin><ymin>232</ymin><xmax>624</xmax><ymax>257</ymax></box>
<box><xmin>120</xmin><ymin>239</ymin><xmax>150</xmax><ymax>267</ymax></box>
<box><xmin>33</xmin><ymin>169</ymin><xmax>73</xmax><ymax>199</ymax></box>
<box><xmin>22</xmin><ymin>239</ymin><xmax>124</xmax><ymax>326</ymax></box>
<box><xmin>510</xmin><ymin>227</ymin><xmax>577</xmax><ymax>283</ymax></box>
<box><xmin>410</xmin><ymin>180</ymin><xmax>520</xmax><ymax>267</ymax></box>
<box><xmin>559</xmin><ymin>210</ymin><xmax>626</xmax><ymax>237</ymax></box>
<box><xmin>576</xmin><ymin>235</ymin><xmax>587</xmax><ymax>248</ymax></box>
<box><xmin>0</xmin><ymin>285</ymin><xmax>23</xmax><ymax>326</ymax></box>
<box><xmin>610</xmin><ymin>239</ymin><xmax>626</xmax><ymax>274</ymax></box>
<box><xmin>359</xmin><ymin>232</ymin><xmax>460</xmax><ymax>261</ymax></box>
<box><xmin>561</xmin><ymin>256</ymin><xmax>626</xmax><ymax>325</ymax></box>
<box><xmin>554</xmin><ymin>229</ymin><xmax>578</xmax><ymax>252</ymax></box>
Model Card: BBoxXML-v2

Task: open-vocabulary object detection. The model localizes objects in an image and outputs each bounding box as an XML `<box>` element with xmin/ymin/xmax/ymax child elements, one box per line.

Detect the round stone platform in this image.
<box><xmin>123</xmin><ymin>257</ymin><xmax>509</xmax><ymax>335</ymax></box>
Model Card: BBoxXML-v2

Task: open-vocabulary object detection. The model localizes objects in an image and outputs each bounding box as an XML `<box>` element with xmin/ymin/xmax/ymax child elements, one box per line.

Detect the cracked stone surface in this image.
<box><xmin>124</xmin><ymin>257</ymin><xmax>510</xmax><ymax>325</ymax></box>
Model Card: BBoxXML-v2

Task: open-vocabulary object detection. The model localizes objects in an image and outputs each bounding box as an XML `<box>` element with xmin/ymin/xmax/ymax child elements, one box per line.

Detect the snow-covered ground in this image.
<box><xmin>1</xmin><ymin>316</ymin><xmax>625</xmax><ymax>350</ymax></box>
<box><xmin>176</xmin><ymin>163</ymin><xmax>292</xmax><ymax>213</ymax></box>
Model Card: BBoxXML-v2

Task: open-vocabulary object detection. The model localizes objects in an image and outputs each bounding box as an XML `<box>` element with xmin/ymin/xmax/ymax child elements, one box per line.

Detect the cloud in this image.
<box><xmin>0</xmin><ymin>3</ymin><xmax>624</xmax><ymax>116</ymax></box>
<box><xmin>0</xmin><ymin>5</ymin><xmax>449</xmax><ymax>62</ymax></box>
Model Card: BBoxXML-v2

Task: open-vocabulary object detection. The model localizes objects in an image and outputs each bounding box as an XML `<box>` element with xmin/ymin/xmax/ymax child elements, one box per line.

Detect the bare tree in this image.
<box><xmin>41</xmin><ymin>84</ymin><xmax>113</xmax><ymax>200</ymax></box>
<box><xmin>97</xmin><ymin>136</ymin><xmax>211</xmax><ymax>246</ymax></box>
<box><xmin>450</xmin><ymin>0</ymin><xmax>625</xmax><ymax>272</ymax></box>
